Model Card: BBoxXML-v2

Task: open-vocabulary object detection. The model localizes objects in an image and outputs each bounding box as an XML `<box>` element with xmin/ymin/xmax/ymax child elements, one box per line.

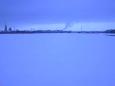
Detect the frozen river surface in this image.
<box><xmin>0</xmin><ymin>33</ymin><xmax>115</xmax><ymax>86</ymax></box>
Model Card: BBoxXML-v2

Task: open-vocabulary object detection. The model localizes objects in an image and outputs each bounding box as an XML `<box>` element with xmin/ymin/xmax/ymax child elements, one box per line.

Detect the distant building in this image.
<box><xmin>4</xmin><ymin>25</ymin><xmax>8</xmax><ymax>32</ymax></box>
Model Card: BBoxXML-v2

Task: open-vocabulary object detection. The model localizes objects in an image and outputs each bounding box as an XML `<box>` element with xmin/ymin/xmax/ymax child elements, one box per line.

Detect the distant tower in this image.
<box><xmin>4</xmin><ymin>25</ymin><xmax>8</xmax><ymax>32</ymax></box>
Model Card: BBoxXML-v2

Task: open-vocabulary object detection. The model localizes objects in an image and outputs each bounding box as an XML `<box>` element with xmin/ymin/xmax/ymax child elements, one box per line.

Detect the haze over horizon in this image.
<box><xmin>0</xmin><ymin>0</ymin><xmax>115</xmax><ymax>30</ymax></box>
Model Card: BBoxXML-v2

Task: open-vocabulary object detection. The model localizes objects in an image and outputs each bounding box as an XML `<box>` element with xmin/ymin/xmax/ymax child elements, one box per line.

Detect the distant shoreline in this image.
<box><xmin>0</xmin><ymin>30</ymin><xmax>114</xmax><ymax>34</ymax></box>
<box><xmin>0</xmin><ymin>31</ymin><xmax>105</xmax><ymax>34</ymax></box>
<box><xmin>1</xmin><ymin>25</ymin><xmax>115</xmax><ymax>34</ymax></box>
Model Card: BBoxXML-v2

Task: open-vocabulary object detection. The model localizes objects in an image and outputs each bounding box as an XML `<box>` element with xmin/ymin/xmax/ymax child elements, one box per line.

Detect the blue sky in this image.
<box><xmin>0</xmin><ymin>0</ymin><xmax>115</xmax><ymax>30</ymax></box>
